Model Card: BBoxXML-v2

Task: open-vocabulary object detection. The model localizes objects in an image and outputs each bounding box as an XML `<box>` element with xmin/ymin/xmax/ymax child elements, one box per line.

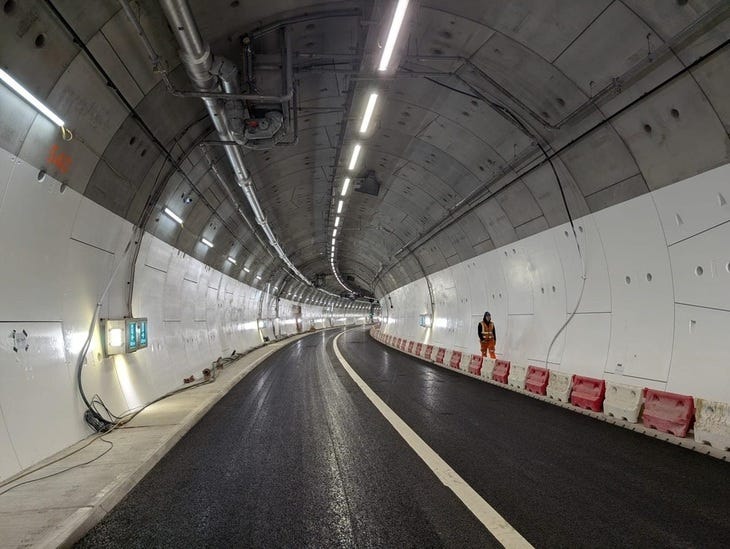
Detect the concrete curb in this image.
<box><xmin>33</xmin><ymin>332</ymin><xmax>320</xmax><ymax>549</ymax></box>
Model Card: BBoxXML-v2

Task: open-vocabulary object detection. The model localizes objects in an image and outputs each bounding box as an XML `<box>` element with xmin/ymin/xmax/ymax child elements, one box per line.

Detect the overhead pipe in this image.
<box><xmin>158</xmin><ymin>0</ymin><xmax>310</xmax><ymax>285</ymax></box>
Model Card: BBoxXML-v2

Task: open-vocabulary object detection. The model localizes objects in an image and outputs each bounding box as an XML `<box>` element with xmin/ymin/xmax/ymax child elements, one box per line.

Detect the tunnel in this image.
<box><xmin>0</xmin><ymin>0</ymin><xmax>729</xmax><ymax>546</ymax></box>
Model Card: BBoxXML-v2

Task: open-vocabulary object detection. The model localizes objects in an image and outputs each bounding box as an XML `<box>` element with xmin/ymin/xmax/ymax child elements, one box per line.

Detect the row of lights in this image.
<box><xmin>330</xmin><ymin>0</ymin><xmax>410</xmax><ymax>292</ymax></box>
<box><xmin>163</xmin><ymin>207</ymin><xmax>262</xmax><ymax>280</ymax></box>
<box><xmin>0</xmin><ymin>46</ymin><xmax>369</xmax><ymax>311</ymax></box>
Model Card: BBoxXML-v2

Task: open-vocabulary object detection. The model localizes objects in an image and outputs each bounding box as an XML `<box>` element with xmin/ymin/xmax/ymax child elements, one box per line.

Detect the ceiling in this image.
<box><xmin>0</xmin><ymin>0</ymin><xmax>728</xmax><ymax>303</ymax></box>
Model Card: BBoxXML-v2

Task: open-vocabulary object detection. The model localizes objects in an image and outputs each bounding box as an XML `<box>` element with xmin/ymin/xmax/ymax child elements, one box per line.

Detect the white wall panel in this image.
<box><xmin>652</xmin><ymin>162</ymin><xmax>730</xmax><ymax>246</ymax></box>
<box><xmin>560</xmin><ymin>314</ymin><xmax>611</xmax><ymax>377</ymax></box>
<box><xmin>669</xmin><ymin>222</ymin><xmax>730</xmax><ymax>311</ymax></box>
<box><xmin>500</xmin><ymin>246</ymin><xmax>534</xmax><ymax>315</ymax></box>
<box><xmin>0</xmin><ymin>161</ymin><xmax>80</xmax><ymax>321</ymax></box>
<box><xmin>0</xmin><ymin>322</ymin><xmax>82</xmax><ymax>468</ymax></box>
<box><xmin>594</xmin><ymin>194</ymin><xmax>674</xmax><ymax>382</ymax></box>
<box><xmin>668</xmin><ymin>304</ymin><xmax>730</xmax><ymax>403</ymax></box>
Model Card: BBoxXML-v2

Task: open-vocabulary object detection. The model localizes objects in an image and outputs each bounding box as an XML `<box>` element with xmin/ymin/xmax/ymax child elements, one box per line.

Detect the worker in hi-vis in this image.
<box><xmin>478</xmin><ymin>311</ymin><xmax>496</xmax><ymax>359</ymax></box>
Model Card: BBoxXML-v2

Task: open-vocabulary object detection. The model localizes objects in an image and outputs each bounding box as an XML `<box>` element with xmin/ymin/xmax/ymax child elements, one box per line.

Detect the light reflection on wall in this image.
<box><xmin>113</xmin><ymin>354</ymin><xmax>143</xmax><ymax>411</ymax></box>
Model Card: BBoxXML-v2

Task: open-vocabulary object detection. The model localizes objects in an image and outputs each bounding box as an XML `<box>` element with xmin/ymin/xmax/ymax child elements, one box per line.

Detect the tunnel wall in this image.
<box><xmin>380</xmin><ymin>162</ymin><xmax>730</xmax><ymax>405</ymax></box>
<box><xmin>0</xmin><ymin>148</ymin><xmax>365</xmax><ymax>482</ymax></box>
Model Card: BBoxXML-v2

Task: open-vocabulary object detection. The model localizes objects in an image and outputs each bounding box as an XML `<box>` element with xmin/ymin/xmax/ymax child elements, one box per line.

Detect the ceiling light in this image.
<box><xmin>334</xmin><ymin>216</ymin><xmax>341</xmax><ymax>227</ymax></box>
<box><xmin>256</xmin><ymin>275</ymin><xmax>262</xmax><ymax>280</ymax></box>
<box><xmin>243</xmin><ymin>267</ymin><xmax>251</xmax><ymax>273</ymax></box>
<box><xmin>378</xmin><ymin>0</ymin><xmax>410</xmax><ymax>71</ymax></box>
<box><xmin>333</xmin><ymin>228</ymin><xmax>338</xmax><ymax>237</ymax></box>
<box><xmin>201</xmin><ymin>238</ymin><xmax>214</xmax><ymax>248</ymax></box>
<box><xmin>163</xmin><ymin>207</ymin><xmax>183</xmax><ymax>225</ymax></box>
<box><xmin>337</xmin><ymin>200</ymin><xmax>344</xmax><ymax>214</ymax></box>
<box><xmin>341</xmin><ymin>178</ymin><xmax>350</xmax><ymax>196</ymax></box>
<box><xmin>331</xmin><ymin>238</ymin><xmax>336</xmax><ymax>246</ymax></box>
<box><xmin>348</xmin><ymin>144</ymin><xmax>361</xmax><ymax>171</ymax></box>
<box><xmin>227</xmin><ymin>257</ymin><xmax>237</xmax><ymax>264</ymax></box>
<box><xmin>359</xmin><ymin>92</ymin><xmax>378</xmax><ymax>133</ymax></box>
<box><xmin>0</xmin><ymin>68</ymin><xmax>65</xmax><ymax>127</ymax></box>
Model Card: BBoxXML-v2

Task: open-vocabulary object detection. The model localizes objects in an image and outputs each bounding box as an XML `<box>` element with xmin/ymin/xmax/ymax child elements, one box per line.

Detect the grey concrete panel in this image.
<box><xmin>523</xmin><ymin>159</ymin><xmax>590</xmax><ymax>227</ymax></box>
<box><xmin>86</xmin><ymin>31</ymin><xmax>144</xmax><ymax>109</ymax></box>
<box><xmin>0</xmin><ymin>1</ymin><xmax>80</xmax><ymax>98</ymax></box>
<box><xmin>457</xmin><ymin>210</ymin><xmax>490</xmax><ymax>248</ymax></box>
<box><xmin>610</xmin><ymin>73</ymin><xmax>730</xmax><ymax>190</ymax></box>
<box><xmin>622</xmin><ymin>0</ymin><xmax>728</xmax><ymax>61</ymax></box>
<box><xmin>0</xmin><ymin>87</ymin><xmax>39</xmax><ymax>155</ymax></box>
<box><xmin>691</xmin><ymin>47</ymin><xmax>730</xmax><ymax>134</ymax></box>
<box><xmin>559</xmin><ymin>124</ymin><xmax>640</xmax><ymax>196</ymax></box>
<box><xmin>469</xmin><ymin>33</ymin><xmax>587</xmax><ymax>125</ymax></box>
<box><xmin>421</xmin><ymin>0</ymin><xmax>612</xmax><ymax>62</ymax></box>
<box><xmin>584</xmin><ymin>173</ymin><xmax>650</xmax><ymax>213</ymax></box>
<box><xmin>515</xmin><ymin>214</ymin><xmax>550</xmax><ymax>240</ymax></box>
<box><xmin>554</xmin><ymin>2</ymin><xmax>661</xmax><ymax>96</ymax></box>
<box><xmin>495</xmin><ymin>179</ymin><xmax>542</xmax><ymax>227</ymax></box>
<box><xmin>472</xmin><ymin>198</ymin><xmax>518</xmax><ymax>247</ymax></box>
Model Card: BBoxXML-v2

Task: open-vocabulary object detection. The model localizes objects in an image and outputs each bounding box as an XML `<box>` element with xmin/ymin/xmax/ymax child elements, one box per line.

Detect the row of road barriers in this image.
<box><xmin>371</xmin><ymin>328</ymin><xmax>730</xmax><ymax>454</ymax></box>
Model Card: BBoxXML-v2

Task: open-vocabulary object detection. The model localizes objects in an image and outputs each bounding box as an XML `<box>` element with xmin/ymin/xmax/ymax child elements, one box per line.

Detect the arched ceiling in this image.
<box><xmin>0</xmin><ymin>0</ymin><xmax>728</xmax><ymax>300</ymax></box>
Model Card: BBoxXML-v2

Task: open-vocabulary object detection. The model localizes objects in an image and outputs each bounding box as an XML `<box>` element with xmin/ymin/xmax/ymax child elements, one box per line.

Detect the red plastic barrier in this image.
<box><xmin>394</xmin><ymin>337</ymin><xmax>401</xmax><ymax>348</ymax></box>
<box><xmin>400</xmin><ymin>339</ymin><xmax>407</xmax><ymax>351</ymax></box>
<box><xmin>407</xmin><ymin>341</ymin><xmax>414</xmax><ymax>353</ymax></box>
<box><xmin>449</xmin><ymin>350</ymin><xmax>462</xmax><ymax>369</ymax></box>
<box><xmin>570</xmin><ymin>375</ymin><xmax>606</xmax><ymax>412</ymax></box>
<box><xmin>492</xmin><ymin>359</ymin><xmax>510</xmax><ymax>384</ymax></box>
<box><xmin>424</xmin><ymin>345</ymin><xmax>434</xmax><ymax>360</ymax></box>
<box><xmin>435</xmin><ymin>347</ymin><xmax>446</xmax><ymax>364</ymax></box>
<box><xmin>525</xmin><ymin>366</ymin><xmax>550</xmax><ymax>395</ymax></box>
<box><xmin>415</xmin><ymin>343</ymin><xmax>423</xmax><ymax>356</ymax></box>
<box><xmin>468</xmin><ymin>354</ymin><xmax>483</xmax><ymax>376</ymax></box>
<box><xmin>642</xmin><ymin>389</ymin><xmax>695</xmax><ymax>437</ymax></box>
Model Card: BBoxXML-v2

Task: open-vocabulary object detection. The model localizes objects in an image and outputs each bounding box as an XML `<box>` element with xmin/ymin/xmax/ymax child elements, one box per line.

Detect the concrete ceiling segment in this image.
<box><xmin>0</xmin><ymin>0</ymin><xmax>728</xmax><ymax>301</ymax></box>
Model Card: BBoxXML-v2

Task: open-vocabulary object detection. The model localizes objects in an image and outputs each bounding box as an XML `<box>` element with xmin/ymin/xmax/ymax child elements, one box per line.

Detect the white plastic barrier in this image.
<box><xmin>694</xmin><ymin>399</ymin><xmax>730</xmax><ymax>451</ymax></box>
<box><xmin>508</xmin><ymin>364</ymin><xmax>527</xmax><ymax>389</ymax></box>
<box><xmin>482</xmin><ymin>358</ymin><xmax>496</xmax><ymax>379</ymax></box>
<box><xmin>604</xmin><ymin>382</ymin><xmax>643</xmax><ymax>423</ymax></box>
<box><xmin>547</xmin><ymin>371</ymin><xmax>573</xmax><ymax>402</ymax></box>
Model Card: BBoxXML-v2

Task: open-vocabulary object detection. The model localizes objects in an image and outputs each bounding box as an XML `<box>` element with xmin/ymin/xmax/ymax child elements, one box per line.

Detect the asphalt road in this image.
<box><xmin>78</xmin><ymin>326</ymin><xmax>730</xmax><ymax>548</ymax></box>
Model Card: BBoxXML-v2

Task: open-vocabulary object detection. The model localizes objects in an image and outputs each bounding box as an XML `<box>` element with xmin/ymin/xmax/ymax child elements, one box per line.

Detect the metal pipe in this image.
<box><xmin>159</xmin><ymin>0</ymin><xmax>311</xmax><ymax>285</ymax></box>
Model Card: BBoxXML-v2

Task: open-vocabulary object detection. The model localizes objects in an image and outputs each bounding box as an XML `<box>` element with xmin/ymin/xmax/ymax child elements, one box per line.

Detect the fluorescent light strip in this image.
<box><xmin>378</xmin><ymin>0</ymin><xmax>410</xmax><ymax>71</ymax></box>
<box><xmin>348</xmin><ymin>144</ymin><xmax>361</xmax><ymax>171</ymax></box>
<box><xmin>334</xmin><ymin>216</ymin><xmax>341</xmax><ymax>228</ymax></box>
<box><xmin>333</xmin><ymin>229</ymin><xmax>338</xmax><ymax>237</ymax></box>
<box><xmin>243</xmin><ymin>267</ymin><xmax>251</xmax><ymax>272</ymax></box>
<box><xmin>0</xmin><ymin>68</ymin><xmax>65</xmax><ymax>127</ymax></box>
<box><xmin>163</xmin><ymin>207</ymin><xmax>183</xmax><ymax>225</ymax></box>
<box><xmin>341</xmin><ymin>178</ymin><xmax>351</xmax><ymax>196</ymax></box>
<box><xmin>256</xmin><ymin>275</ymin><xmax>262</xmax><ymax>280</ymax></box>
<box><xmin>359</xmin><ymin>93</ymin><xmax>379</xmax><ymax>133</ymax></box>
<box><xmin>201</xmin><ymin>238</ymin><xmax>214</xmax><ymax>248</ymax></box>
<box><xmin>227</xmin><ymin>257</ymin><xmax>237</xmax><ymax>264</ymax></box>
<box><xmin>332</xmin><ymin>238</ymin><xmax>336</xmax><ymax>246</ymax></box>
<box><xmin>337</xmin><ymin>200</ymin><xmax>344</xmax><ymax>214</ymax></box>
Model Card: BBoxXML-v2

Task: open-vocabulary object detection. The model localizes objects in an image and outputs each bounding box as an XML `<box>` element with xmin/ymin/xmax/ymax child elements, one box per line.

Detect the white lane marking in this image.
<box><xmin>333</xmin><ymin>333</ymin><xmax>533</xmax><ymax>548</ymax></box>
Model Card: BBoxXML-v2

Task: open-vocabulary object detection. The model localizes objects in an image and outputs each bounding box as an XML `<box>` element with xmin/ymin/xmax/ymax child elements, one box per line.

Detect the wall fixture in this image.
<box><xmin>101</xmin><ymin>318</ymin><xmax>148</xmax><ymax>357</ymax></box>
<box><xmin>418</xmin><ymin>313</ymin><xmax>432</xmax><ymax>328</ymax></box>
<box><xmin>0</xmin><ymin>68</ymin><xmax>65</xmax><ymax>127</ymax></box>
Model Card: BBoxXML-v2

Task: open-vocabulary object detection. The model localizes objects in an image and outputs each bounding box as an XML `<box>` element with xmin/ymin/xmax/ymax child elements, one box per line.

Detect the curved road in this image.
<box><xmin>78</xmin><ymin>327</ymin><xmax>730</xmax><ymax>548</ymax></box>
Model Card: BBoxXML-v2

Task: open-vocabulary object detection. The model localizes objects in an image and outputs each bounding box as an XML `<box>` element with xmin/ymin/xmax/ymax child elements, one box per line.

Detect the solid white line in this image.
<box><xmin>333</xmin><ymin>333</ymin><xmax>532</xmax><ymax>548</ymax></box>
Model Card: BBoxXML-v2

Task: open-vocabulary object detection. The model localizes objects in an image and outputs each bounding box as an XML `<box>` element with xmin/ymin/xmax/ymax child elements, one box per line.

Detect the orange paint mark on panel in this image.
<box><xmin>47</xmin><ymin>144</ymin><xmax>72</xmax><ymax>174</ymax></box>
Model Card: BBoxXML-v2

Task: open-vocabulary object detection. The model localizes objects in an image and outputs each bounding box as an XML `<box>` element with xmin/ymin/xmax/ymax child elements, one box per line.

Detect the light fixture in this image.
<box><xmin>359</xmin><ymin>92</ymin><xmax>379</xmax><ymax>133</ymax></box>
<box><xmin>348</xmin><ymin>144</ymin><xmax>361</xmax><ymax>171</ymax></box>
<box><xmin>256</xmin><ymin>275</ymin><xmax>262</xmax><ymax>280</ymax></box>
<box><xmin>337</xmin><ymin>200</ymin><xmax>344</xmax><ymax>214</ymax></box>
<box><xmin>243</xmin><ymin>267</ymin><xmax>250</xmax><ymax>273</ymax></box>
<box><xmin>341</xmin><ymin>178</ymin><xmax>351</xmax><ymax>196</ymax></box>
<box><xmin>334</xmin><ymin>216</ymin><xmax>341</xmax><ymax>227</ymax></box>
<box><xmin>333</xmin><ymin>228</ymin><xmax>338</xmax><ymax>237</ymax></box>
<box><xmin>0</xmin><ymin>68</ymin><xmax>65</xmax><ymax>127</ymax></box>
<box><xmin>331</xmin><ymin>238</ymin><xmax>336</xmax><ymax>246</ymax></box>
<box><xmin>201</xmin><ymin>238</ymin><xmax>214</xmax><ymax>248</ymax></box>
<box><xmin>163</xmin><ymin>207</ymin><xmax>183</xmax><ymax>225</ymax></box>
<box><xmin>378</xmin><ymin>0</ymin><xmax>409</xmax><ymax>71</ymax></box>
<box><xmin>227</xmin><ymin>257</ymin><xmax>237</xmax><ymax>264</ymax></box>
